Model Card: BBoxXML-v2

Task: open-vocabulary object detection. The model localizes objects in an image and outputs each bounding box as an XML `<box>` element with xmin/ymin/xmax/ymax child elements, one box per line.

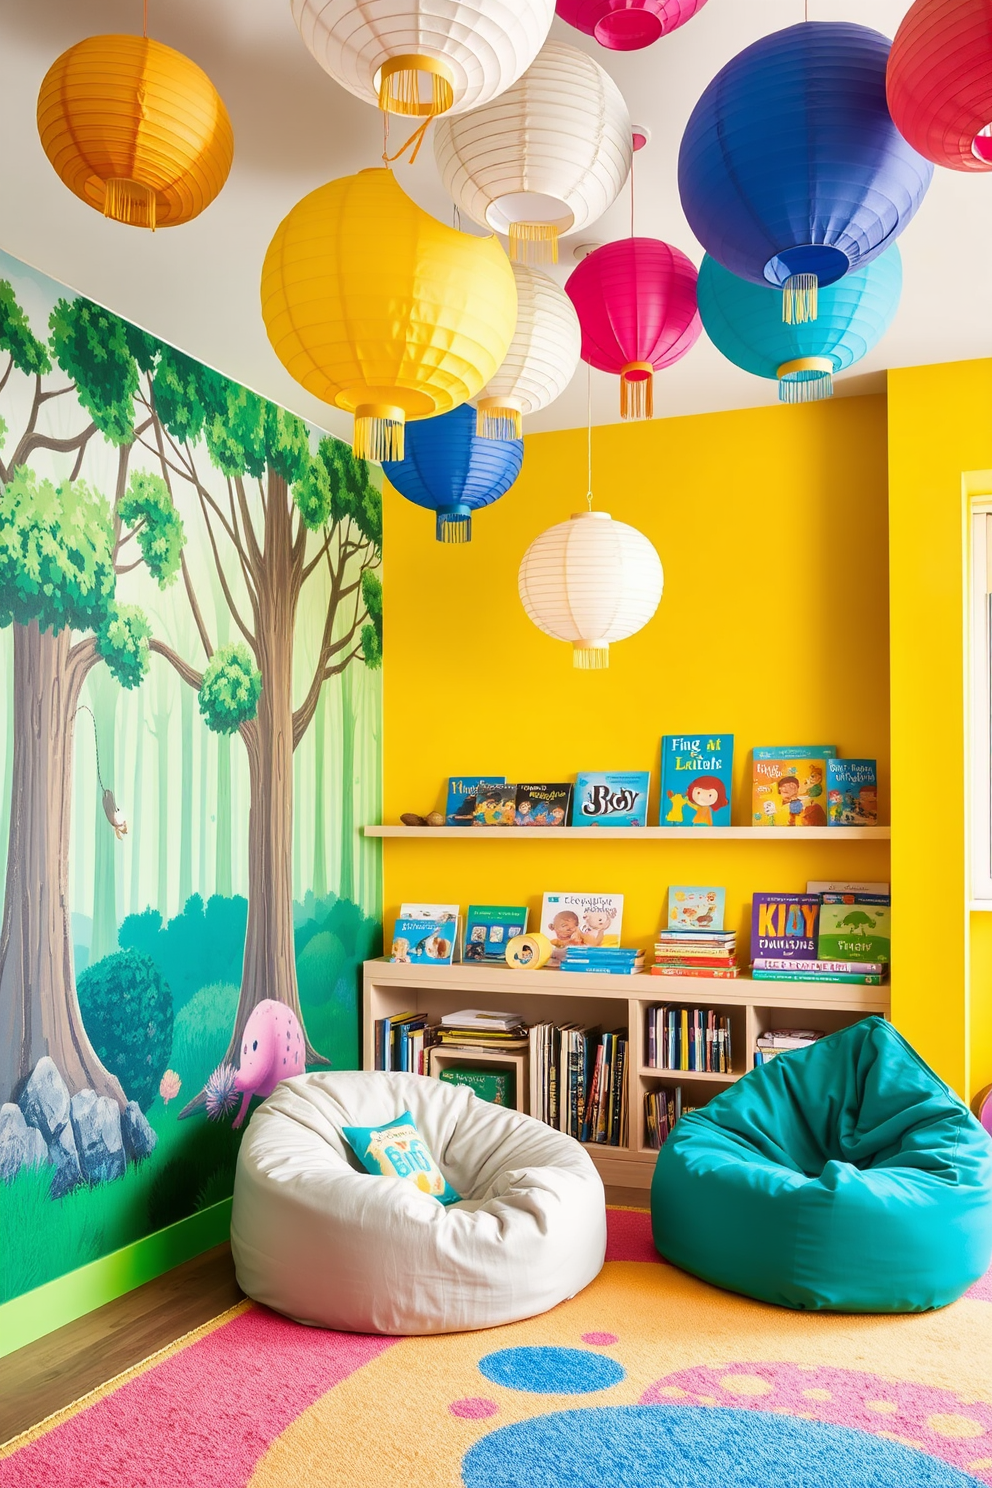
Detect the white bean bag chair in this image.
<box><xmin>230</xmin><ymin>1070</ymin><xmax>606</xmax><ymax>1334</ymax></box>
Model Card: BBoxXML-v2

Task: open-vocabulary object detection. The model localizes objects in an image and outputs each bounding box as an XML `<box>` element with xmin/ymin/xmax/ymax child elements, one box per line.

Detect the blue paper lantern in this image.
<box><xmin>697</xmin><ymin>245</ymin><xmax>902</xmax><ymax>403</ymax></box>
<box><xmin>381</xmin><ymin>403</ymin><xmax>523</xmax><ymax>543</ymax></box>
<box><xmin>679</xmin><ymin>23</ymin><xmax>931</xmax><ymax>323</ymax></box>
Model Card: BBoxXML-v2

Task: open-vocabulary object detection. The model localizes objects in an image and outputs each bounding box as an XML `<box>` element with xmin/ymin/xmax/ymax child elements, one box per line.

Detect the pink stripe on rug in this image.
<box><xmin>0</xmin><ymin>1307</ymin><xmax>395</xmax><ymax>1488</ymax></box>
<box><xmin>965</xmin><ymin>1265</ymin><xmax>992</xmax><ymax>1302</ymax></box>
<box><xmin>605</xmin><ymin>1206</ymin><xmax>662</xmax><ymax>1264</ymax></box>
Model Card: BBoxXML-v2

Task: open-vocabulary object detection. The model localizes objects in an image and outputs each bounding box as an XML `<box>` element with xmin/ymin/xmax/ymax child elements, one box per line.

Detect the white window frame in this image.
<box><xmin>970</xmin><ymin>502</ymin><xmax>992</xmax><ymax>905</ymax></box>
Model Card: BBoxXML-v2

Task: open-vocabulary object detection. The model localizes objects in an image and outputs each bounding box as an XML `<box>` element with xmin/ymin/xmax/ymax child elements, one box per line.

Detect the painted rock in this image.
<box><xmin>232</xmin><ymin>999</ymin><xmax>306</xmax><ymax>1129</ymax></box>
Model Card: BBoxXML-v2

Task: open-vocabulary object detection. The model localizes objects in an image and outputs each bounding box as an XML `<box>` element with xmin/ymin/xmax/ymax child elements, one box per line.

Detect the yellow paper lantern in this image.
<box><xmin>261</xmin><ymin>168</ymin><xmax>517</xmax><ymax>462</ymax></box>
<box><xmin>37</xmin><ymin>34</ymin><xmax>233</xmax><ymax>230</ymax></box>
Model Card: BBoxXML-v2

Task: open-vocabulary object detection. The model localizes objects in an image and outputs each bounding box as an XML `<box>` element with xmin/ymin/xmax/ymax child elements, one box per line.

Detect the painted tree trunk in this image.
<box><xmin>339</xmin><ymin>665</ymin><xmax>356</xmax><ymax>904</ymax></box>
<box><xmin>198</xmin><ymin>717</ymin><xmax>208</xmax><ymax>897</ymax></box>
<box><xmin>312</xmin><ymin>687</ymin><xmax>327</xmax><ymax>901</ymax></box>
<box><xmin>152</xmin><ymin>705</ymin><xmax>170</xmax><ymax>917</ymax></box>
<box><xmin>89</xmin><ymin>666</ymin><xmax>120</xmax><ymax>962</ymax></box>
<box><xmin>0</xmin><ymin>621</ymin><xmax>124</xmax><ymax>1107</ymax></box>
<box><xmin>179</xmin><ymin>682</ymin><xmax>194</xmax><ymax>910</ymax></box>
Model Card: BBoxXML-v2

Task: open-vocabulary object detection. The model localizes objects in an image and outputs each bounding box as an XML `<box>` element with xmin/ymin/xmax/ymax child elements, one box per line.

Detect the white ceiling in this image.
<box><xmin>0</xmin><ymin>0</ymin><xmax>988</xmax><ymax>438</ymax></box>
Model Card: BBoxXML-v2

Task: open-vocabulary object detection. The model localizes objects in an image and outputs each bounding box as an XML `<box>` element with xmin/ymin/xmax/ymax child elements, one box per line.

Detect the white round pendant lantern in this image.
<box><xmin>476</xmin><ymin>263</ymin><xmax>582</xmax><ymax>438</ymax></box>
<box><xmin>290</xmin><ymin>0</ymin><xmax>555</xmax><ymax>118</ymax></box>
<box><xmin>434</xmin><ymin>40</ymin><xmax>632</xmax><ymax>264</ymax></box>
<box><xmin>518</xmin><ymin>510</ymin><xmax>663</xmax><ymax>668</ymax></box>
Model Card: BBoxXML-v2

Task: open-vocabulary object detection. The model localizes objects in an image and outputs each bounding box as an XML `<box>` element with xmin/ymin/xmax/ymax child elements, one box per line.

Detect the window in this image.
<box><xmin>970</xmin><ymin>505</ymin><xmax>992</xmax><ymax>904</ymax></box>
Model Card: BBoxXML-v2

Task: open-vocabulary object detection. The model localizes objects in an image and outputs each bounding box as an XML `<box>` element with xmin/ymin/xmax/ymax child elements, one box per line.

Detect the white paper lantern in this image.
<box><xmin>476</xmin><ymin>263</ymin><xmax>581</xmax><ymax>438</ymax></box>
<box><xmin>518</xmin><ymin>510</ymin><xmax>663</xmax><ymax>668</ymax></box>
<box><xmin>435</xmin><ymin>40</ymin><xmax>632</xmax><ymax>264</ymax></box>
<box><xmin>291</xmin><ymin>0</ymin><xmax>555</xmax><ymax>118</ymax></box>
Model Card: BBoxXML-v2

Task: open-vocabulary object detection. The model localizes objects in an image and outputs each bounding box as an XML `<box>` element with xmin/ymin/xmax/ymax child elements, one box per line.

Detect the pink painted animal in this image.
<box><xmin>231</xmin><ymin>999</ymin><xmax>306</xmax><ymax>1128</ymax></box>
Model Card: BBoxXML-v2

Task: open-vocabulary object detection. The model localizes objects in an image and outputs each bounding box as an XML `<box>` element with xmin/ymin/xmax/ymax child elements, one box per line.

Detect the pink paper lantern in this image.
<box><xmin>565</xmin><ymin>238</ymin><xmax>701</xmax><ymax>419</ymax></box>
<box><xmin>556</xmin><ymin>0</ymin><xmax>708</xmax><ymax>52</ymax></box>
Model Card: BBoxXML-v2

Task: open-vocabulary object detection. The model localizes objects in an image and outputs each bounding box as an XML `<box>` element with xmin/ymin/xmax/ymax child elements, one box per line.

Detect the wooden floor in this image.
<box><xmin>0</xmin><ymin>1185</ymin><xmax>648</xmax><ymax>1445</ymax></box>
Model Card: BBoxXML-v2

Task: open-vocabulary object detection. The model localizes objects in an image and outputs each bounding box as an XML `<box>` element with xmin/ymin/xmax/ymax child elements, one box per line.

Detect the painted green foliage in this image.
<box><xmin>0</xmin><ymin>250</ymin><xmax>383</xmax><ymax>1306</ymax></box>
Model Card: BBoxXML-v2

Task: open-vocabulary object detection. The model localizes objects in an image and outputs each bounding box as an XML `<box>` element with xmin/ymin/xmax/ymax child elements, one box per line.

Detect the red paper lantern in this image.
<box><xmin>887</xmin><ymin>0</ymin><xmax>992</xmax><ymax>172</ymax></box>
<box><xmin>565</xmin><ymin>238</ymin><xmax>701</xmax><ymax>419</ymax></box>
<box><xmin>556</xmin><ymin>0</ymin><xmax>707</xmax><ymax>52</ymax></box>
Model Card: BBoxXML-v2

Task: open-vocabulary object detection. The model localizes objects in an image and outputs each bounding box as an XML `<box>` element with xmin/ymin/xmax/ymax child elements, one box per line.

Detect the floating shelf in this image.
<box><xmin>364</xmin><ymin>825</ymin><xmax>890</xmax><ymax>841</ymax></box>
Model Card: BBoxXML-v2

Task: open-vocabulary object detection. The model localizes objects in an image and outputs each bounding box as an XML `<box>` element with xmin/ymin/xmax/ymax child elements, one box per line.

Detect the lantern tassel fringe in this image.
<box><xmin>509</xmin><ymin>223</ymin><xmax>559</xmax><ymax>266</ymax></box>
<box><xmin>573</xmin><ymin>644</ymin><xmax>610</xmax><ymax>670</ymax></box>
<box><xmin>476</xmin><ymin>406</ymin><xmax>522</xmax><ymax>440</ymax></box>
<box><xmin>779</xmin><ymin>372</ymin><xmax>833</xmax><ymax>404</ymax></box>
<box><xmin>354</xmin><ymin>414</ymin><xmax>404</xmax><ymax>463</ymax></box>
<box><xmin>104</xmin><ymin>177</ymin><xmax>156</xmax><ymax>230</ymax></box>
<box><xmin>437</xmin><ymin>512</ymin><xmax>472</xmax><ymax>543</ymax></box>
<box><xmin>378</xmin><ymin>64</ymin><xmax>453</xmax><ymax>119</ymax></box>
<box><xmin>782</xmin><ymin>273</ymin><xmax>818</xmax><ymax>324</ymax></box>
<box><xmin>620</xmin><ymin>371</ymin><xmax>654</xmax><ymax>421</ymax></box>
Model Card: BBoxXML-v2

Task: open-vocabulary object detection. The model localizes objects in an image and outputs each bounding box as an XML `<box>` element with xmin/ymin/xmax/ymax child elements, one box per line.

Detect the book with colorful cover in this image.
<box><xmin>817</xmin><ymin>900</ymin><xmax>891</xmax><ymax>963</ymax></box>
<box><xmin>438</xmin><ymin>1066</ymin><xmax>515</xmax><ymax>1106</ymax></box>
<box><xmin>390</xmin><ymin>918</ymin><xmax>457</xmax><ymax>965</ymax></box>
<box><xmin>472</xmin><ymin>783</ymin><xmax>517</xmax><ymax>826</ymax></box>
<box><xmin>754</xmin><ymin>957</ymin><xmax>885</xmax><ymax>975</ymax></box>
<box><xmin>751</xmin><ymin>893</ymin><xmax>820</xmax><ymax>959</ymax></box>
<box><xmin>541</xmin><ymin>892</ymin><xmax>623</xmax><ymax>950</ymax></box>
<box><xmin>751</xmin><ymin>746</ymin><xmax>837</xmax><ymax>827</ymax></box>
<box><xmin>826</xmin><ymin>759</ymin><xmax>878</xmax><ymax>826</ymax></box>
<box><xmin>572</xmin><ymin>772</ymin><xmax>649</xmax><ymax>828</ymax></box>
<box><xmin>445</xmin><ymin>776</ymin><xmax>504</xmax><ymax>827</ymax></box>
<box><xmin>752</xmin><ymin>969</ymin><xmax>884</xmax><ymax>985</ymax></box>
<box><xmin>463</xmin><ymin>904</ymin><xmax>528</xmax><ymax>962</ymax></box>
<box><xmin>514</xmin><ymin>783</ymin><xmax>572</xmax><ymax>827</ymax></box>
<box><xmin>399</xmin><ymin>902</ymin><xmax>459</xmax><ymax>922</ymax></box>
<box><xmin>660</xmin><ymin>735</ymin><xmax>733</xmax><ymax>827</ymax></box>
<box><xmin>667</xmin><ymin>885</ymin><xmax>726</xmax><ymax>932</ymax></box>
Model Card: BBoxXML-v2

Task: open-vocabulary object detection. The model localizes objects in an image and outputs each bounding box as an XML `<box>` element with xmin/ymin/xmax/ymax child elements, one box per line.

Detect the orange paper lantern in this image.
<box><xmin>37</xmin><ymin>34</ymin><xmax>234</xmax><ymax>230</ymax></box>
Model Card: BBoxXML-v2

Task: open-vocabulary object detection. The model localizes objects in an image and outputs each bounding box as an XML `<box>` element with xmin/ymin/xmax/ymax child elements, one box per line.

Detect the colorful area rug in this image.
<box><xmin>3</xmin><ymin>1208</ymin><xmax>992</xmax><ymax>1487</ymax></box>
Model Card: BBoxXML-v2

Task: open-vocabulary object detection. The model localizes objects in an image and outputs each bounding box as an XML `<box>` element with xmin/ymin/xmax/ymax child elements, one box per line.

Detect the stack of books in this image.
<box><xmin>646</xmin><ymin>1005</ymin><xmax>733</xmax><ymax>1073</ymax></box>
<box><xmin>374</xmin><ymin>1011</ymin><xmax>429</xmax><ymax>1072</ymax></box>
<box><xmin>430</xmin><ymin>1008</ymin><xmax>529</xmax><ymax>1063</ymax></box>
<box><xmin>751</xmin><ymin>956</ymin><xmax>888</xmax><ymax>985</ymax></box>
<box><xmin>559</xmin><ymin>946</ymin><xmax>645</xmax><ymax>976</ymax></box>
<box><xmin>645</xmin><ymin>1086</ymin><xmax>696</xmax><ymax>1150</ymax></box>
<box><xmin>754</xmin><ymin>1028</ymin><xmax>824</xmax><ymax>1065</ymax></box>
<box><xmin>651</xmin><ymin>929</ymin><xmax>738</xmax><ymax>978</ymax></box>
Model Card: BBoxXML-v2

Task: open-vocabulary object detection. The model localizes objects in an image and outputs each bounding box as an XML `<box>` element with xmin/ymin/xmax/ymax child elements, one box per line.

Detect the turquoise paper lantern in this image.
<box><xmin>697</xmin><ymin>247</ymin><xmax>902</xmax><ymax>402</ymax></box>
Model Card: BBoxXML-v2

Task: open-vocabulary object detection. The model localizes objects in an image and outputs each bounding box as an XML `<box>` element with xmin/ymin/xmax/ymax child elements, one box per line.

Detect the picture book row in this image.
<box><xmin>390</xmin><ymin>894</ymin><xmax>637</xmax><ymax>973</ymax></box>
<box><xmin>390</xmin><ymin>882</ymin><xmax>890</xmax><ymax>986</ymax></box>
<box><xmin>439</xmin><ymin>739</ymin><xmax>878</xmax><ymax>829</ymax></box>
<box><xmin>656</xmin><ymin>881</ymin><xmax>890</xmax><ymax>985</ymax></box>
<box><xmin>373</xmin><ymin>1006</ymin><xmax>629</xmax><ymax>1147</ymax></box>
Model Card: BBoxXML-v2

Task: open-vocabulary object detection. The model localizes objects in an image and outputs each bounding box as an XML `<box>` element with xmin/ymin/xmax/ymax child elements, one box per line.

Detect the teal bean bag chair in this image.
<box><xmin>651</xmin><ymin>1017</ymin><xmax>992</xmax><ymax>1312</ymax></box>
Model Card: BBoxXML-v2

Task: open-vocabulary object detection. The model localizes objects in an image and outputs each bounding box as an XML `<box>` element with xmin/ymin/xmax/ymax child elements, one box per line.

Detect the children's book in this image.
<box><xmin>399</xmin><ymin>902</ymin><xmax>459</xmax><ymax>922</ymax></box>
<box><xmin>817</xmin><ymin>900</ymin><xmax>891</xmax><ymax>963</ymax></box>
<box><xmin>463</xmin><ymin>905</ymin><xmax>528</xmax><ymax>962</ymax></box>
<box><xmin>751</xmin><ymin>893</ymin><xmax>820</xmax><ymax>959</ymax></box>
<box><xmin>826</xmin><ymin>759</ymin><xmax>878</xmax><ymax>826</ymax></box>
<box><xmin>572</xmin><ymin>773</ymin><xmax>649</xmax><ymax>828</ymax></box>
<box><xmin>472</xmin><ymin>783</ymin><xmax>517</xmax><ymax>826</ymax></box>
<box><xmin>667</xmin><ymin>886</ymin><xmax>726</xmax><ymax>932</ymax></box>
<box><xmin>445</xmin><ymin>776</ymin><xmax>504</xmax><ymax>826</ymax></box>
<box><xmin>438</xmin><ymin>1066</ymin><xmax>515</xmax><ymax>1106</ymax></box>
<box><xmin>542</xmin><ymin>892</ymin><xmax>624</xmax><ymax>951</ymax></box>
<box><xmin>751</xmin><ymin>747</ymin><xmax>837</xmax><ymax>828</ymax></box>
<box><xmin>514</xmin><ymin>783</ymin><xmax>572</xmax><ymax>827</ymax></box>
<box><xmin>660</xmin><ymin>735</ymin><xmax>733</xmax><ymax>827</ymax></box>
<box><xmin>390</xmin><ymin>918</ymin><xmax>457</xmax><ymax>965</ymax></box>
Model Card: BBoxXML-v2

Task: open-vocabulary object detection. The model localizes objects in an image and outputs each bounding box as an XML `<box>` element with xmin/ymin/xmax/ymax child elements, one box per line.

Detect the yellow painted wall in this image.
<box><xmin>888</xmin><ymin>358</ymin><xmax>992</xmax><ymax>1098</ymax></box>
<box><xmin>382</xmin><ymin>394</ymin><xmax>890</xmax><ymax>966</ymax></box>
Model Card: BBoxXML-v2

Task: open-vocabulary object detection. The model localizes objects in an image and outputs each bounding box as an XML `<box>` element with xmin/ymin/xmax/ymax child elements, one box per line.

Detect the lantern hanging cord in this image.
<box><xmin>630</xmin><ymin>149</ymin><xmax>635</xmax><ymax>237</ymax></box>
<box><xmin>143</xmin><ymin>0</ymin><xmax>148</xmax><ymax>36</ymax></box>
<box><xmin>585</xmin><ymin>363</ymin><xmax>594</xmax><ymax>511</ymax></box>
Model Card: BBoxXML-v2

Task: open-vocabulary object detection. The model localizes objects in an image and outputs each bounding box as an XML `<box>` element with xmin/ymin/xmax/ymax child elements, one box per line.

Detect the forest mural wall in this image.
<box><xmin>0</xmin><ymin>249</ymin><xmax>383</xmax><ymax>1304</ymax></box>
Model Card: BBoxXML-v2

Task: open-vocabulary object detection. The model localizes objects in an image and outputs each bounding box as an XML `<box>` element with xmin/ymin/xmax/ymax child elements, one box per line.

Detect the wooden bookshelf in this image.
<box><xmin>362</xmin><ymin>959</ymin><xmax>890</xmax><ymax>1190</ymax></box>
<box><xmin>364</xmin><ymin>825</ymin><xmax>889</xmax><ymax>841</ymax></box>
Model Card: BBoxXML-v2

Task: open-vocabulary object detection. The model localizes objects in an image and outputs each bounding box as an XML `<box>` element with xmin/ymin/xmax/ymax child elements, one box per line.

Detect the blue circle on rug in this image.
<box><xmin>461</xmin><ymin>1405</ymin><xmax>984</xmax><ymax>1487</ymax></box>
<box><xmin>478</xmin><ymin>1348</ymin><xmax>626</xmax><ymax>1395</ymax></box>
